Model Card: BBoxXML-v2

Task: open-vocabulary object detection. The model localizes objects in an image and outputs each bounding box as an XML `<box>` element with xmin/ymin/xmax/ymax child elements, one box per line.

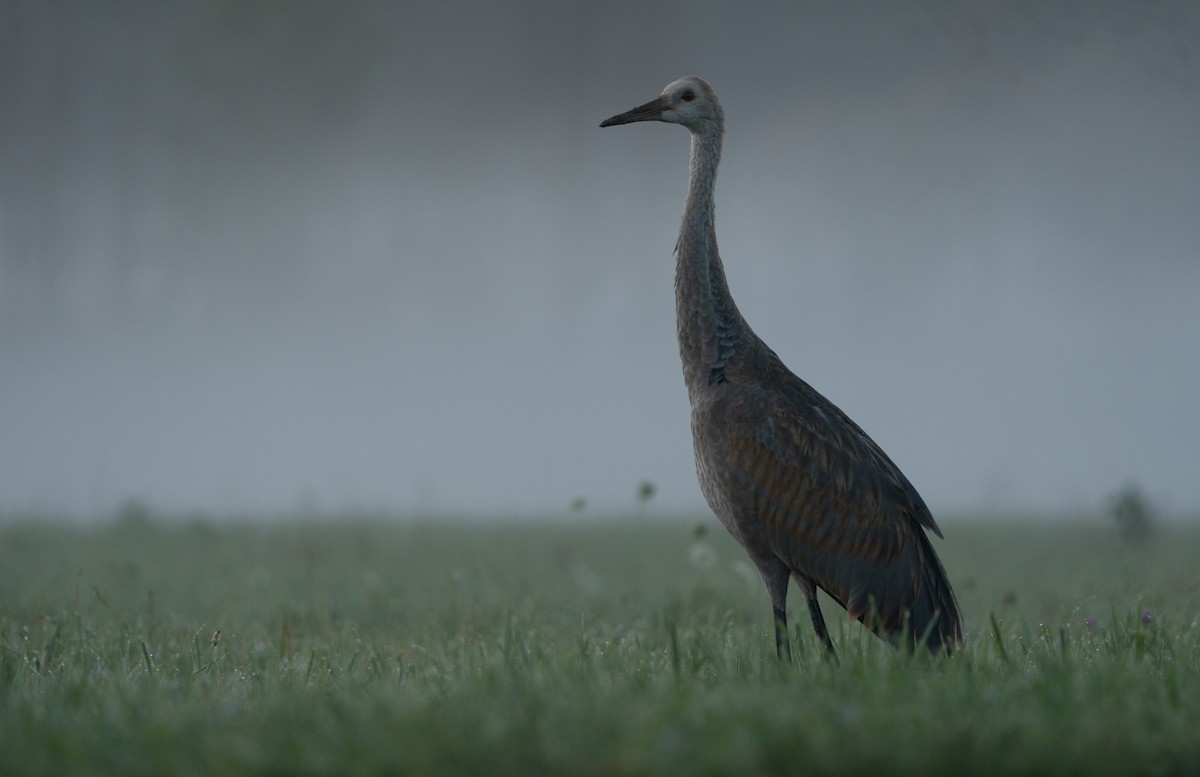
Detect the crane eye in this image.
<box><xmin>681</xmin><ymin>90</ymin><xmax>696</xmax><ymax>102</ymax></box>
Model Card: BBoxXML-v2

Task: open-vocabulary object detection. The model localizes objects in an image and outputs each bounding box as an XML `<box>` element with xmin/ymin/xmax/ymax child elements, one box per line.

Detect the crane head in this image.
<box><xmin>600</xmin><ymin>76</ymin><xmax>723</xmax><ymax>133</ymax></box>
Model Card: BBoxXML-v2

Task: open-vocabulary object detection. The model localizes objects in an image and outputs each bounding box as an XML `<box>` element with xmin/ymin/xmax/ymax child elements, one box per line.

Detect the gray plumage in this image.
<box><xmin>601</xmin><ymin>76</ymin><xmax>962</xmax><ymax>658</ymax></box>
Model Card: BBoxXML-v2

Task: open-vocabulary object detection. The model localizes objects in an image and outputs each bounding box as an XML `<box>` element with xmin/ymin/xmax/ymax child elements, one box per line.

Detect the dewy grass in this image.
<box><xmin>0</xmin><ymin>518</ymin><xmax>1198</xmax><ymax>776</ymax></box>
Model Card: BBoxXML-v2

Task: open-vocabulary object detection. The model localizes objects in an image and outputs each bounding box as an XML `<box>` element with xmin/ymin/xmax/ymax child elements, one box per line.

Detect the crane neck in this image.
<box><xmin>675</xmin><ymin>124</ymin><xmax>748</xmax><ymax>398</ymax></box>
<box><xmin>683</xmin><ymin>127</ymin><xmax>722</xmax><ymax>238</ymax></box>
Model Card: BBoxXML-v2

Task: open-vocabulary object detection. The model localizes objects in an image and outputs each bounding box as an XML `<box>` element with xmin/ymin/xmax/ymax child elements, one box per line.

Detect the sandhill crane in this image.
<box><xmin>601</xmin><ymin>77</ymin><xmax>962</xmax><ymax>658</ymax></box>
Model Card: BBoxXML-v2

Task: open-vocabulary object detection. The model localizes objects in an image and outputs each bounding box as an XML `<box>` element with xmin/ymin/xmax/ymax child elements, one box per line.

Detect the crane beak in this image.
<box><xmin>600</xmin><ymin>96</ymin><xmax>665</xmax><ymax>127</ymax></box>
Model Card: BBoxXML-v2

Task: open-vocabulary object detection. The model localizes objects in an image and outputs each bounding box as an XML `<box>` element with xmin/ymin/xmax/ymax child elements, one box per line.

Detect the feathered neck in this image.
<box><xmin>674</xmin><ymin>123</ymin><xmax>746</xmax><ymax>397</ymax></box>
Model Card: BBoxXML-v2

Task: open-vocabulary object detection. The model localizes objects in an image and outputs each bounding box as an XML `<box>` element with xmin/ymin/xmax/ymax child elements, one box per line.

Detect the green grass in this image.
<box><xmin>1</xmin><ymin>516</ymin><xmax>1198</xmax><ymax>776</ymax></box>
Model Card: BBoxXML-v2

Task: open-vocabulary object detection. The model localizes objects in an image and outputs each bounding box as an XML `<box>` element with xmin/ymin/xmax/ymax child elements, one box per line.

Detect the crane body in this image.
<box><xmin>601</xmin><ymin>77</ymin><xmax>962</xmax><ymax>658</ymax></box>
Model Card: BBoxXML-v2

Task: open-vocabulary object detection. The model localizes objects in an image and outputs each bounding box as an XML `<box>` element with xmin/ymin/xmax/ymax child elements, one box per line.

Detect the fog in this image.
<box><xmin>2</xmin><ymin>1</ymin><xmax>1198</xmax><ymax>520</ymax></box>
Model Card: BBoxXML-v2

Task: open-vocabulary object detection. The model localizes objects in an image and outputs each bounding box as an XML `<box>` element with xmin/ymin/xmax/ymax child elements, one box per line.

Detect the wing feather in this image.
<box><xmin>693</xmin><ymin>376</ymin><xmax>960</xmax><ymax>645</ymax></box>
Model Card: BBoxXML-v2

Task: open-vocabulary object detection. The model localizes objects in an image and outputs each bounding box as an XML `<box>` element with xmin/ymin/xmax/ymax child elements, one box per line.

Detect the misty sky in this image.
<box><xmin>2</xmin><ymin>1</ymin><xmax>1198</xmax><ymax>519</ymax></box>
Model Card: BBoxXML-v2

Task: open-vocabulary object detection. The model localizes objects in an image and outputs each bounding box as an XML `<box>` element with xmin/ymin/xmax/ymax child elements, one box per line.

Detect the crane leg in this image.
<box><xmin>757</xmin><ymin>557</ymin><xmax>792</xmax><ymax>661</ymax></box>
<box><xmin>805</xmin><ymin>593</ymin><xmax>837</xmax><ymax>657</ymax></box>
<box><xmin>797</xmin><ymin>577</ymin><xmax>837</xmax><ymax>660</ymax></box>
<box><xmin>772</xmin><ymin>605</ymin><xmax>792</xmax><ymax>662</ymax></box>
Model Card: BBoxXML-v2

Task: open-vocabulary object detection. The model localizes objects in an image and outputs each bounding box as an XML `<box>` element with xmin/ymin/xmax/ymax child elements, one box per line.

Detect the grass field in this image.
<box><xmin>1</xmin><ymin>515</ymin><xmax>1198</xmax><ymax>776</ymax></box>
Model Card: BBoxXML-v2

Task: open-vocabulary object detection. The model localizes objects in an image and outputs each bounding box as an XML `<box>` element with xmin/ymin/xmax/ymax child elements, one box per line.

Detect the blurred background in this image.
<box><xmin>1</xmin><ymin>1</ymin><xmax>1197</xmax><ymax>521</ymax></box>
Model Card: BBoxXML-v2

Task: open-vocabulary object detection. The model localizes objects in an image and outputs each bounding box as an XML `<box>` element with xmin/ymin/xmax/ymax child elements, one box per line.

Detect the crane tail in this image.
<box><xmin>907</xmin><ymin>530</ymin><xmax>963</xmax><ymax>653</ymax></box>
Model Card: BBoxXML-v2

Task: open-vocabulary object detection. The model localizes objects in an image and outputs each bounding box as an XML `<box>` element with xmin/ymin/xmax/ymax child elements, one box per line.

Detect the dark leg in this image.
<box><xmin>756</xmin><ymin>557</ymin><xmax>792</xmax><ymax>661</ymax></box>
<box><xmin>797</xmin><ymin>577</ymin><xmax>837</xmax><ymax>660</ymax></box>
<box><xmin>772</xmin><ymin>605</ymin><xmax>792</xmax><ymax>662</ymax></box>
<box><xmin>806</xmin><ymin>594</ymin><xmax>837</xmax><ymax>657</ymax></box>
